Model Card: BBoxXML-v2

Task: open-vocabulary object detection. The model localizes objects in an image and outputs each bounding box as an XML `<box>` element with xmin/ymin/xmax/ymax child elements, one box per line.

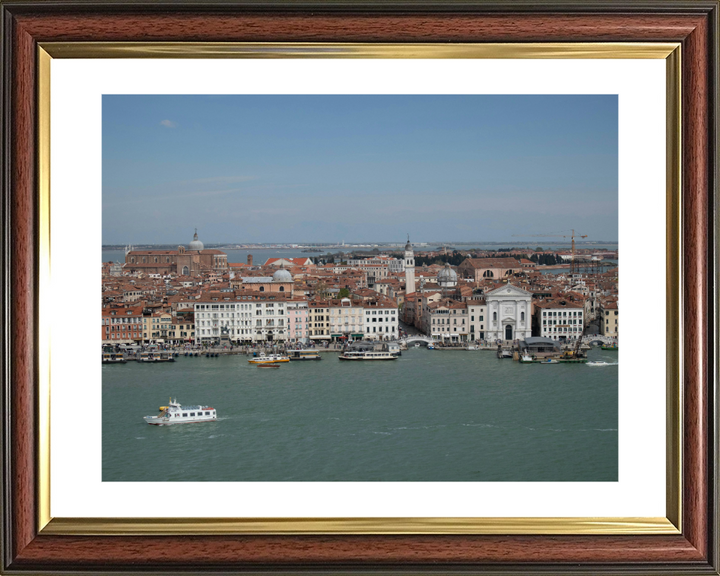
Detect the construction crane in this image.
<box><xmin>512</xmin><ymin>229</ymin><xmax>588</xmax><ymax>275</ymax></box>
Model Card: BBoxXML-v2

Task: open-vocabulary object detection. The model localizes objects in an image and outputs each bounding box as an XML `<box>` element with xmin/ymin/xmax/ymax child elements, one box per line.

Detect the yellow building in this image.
<box><xmin>600</xmin><ymin>300</ymin><xmax>618</xmax><ymax>338</ymax></box>
<box><xmin>309</xmin><ymin>302</ymin><xmax>331</xmax><ymax>341</ymax></box>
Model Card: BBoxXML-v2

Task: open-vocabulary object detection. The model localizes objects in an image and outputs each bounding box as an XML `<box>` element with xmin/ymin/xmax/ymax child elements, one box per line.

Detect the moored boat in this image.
<box><xmin>338</xmin><ymin>351</ymin><xmax>398</xmax><ymax>361</ymax></box>
<box><xmin>288</xmin><ymin>350</ymin><xmax>322</xmax><ymax>361</ymax></box>
<box><xmin>102</xmin><ymin>352</ymin><xmax>126</xmax><ymax>364</ymax></box>
<box><xmin>144</xmin><ymin>398</ymin><xmax>217</xmax><ymax>425</ymax></box>
<box><xmin>139</xmin><ymin>350</ymin><xmax>175</xmax><ymax>362</ymax></box>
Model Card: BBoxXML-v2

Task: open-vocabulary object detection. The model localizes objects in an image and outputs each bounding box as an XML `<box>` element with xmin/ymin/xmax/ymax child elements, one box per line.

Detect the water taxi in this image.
<box><xmin>248</xmin><ymin>354</ymin><xmax>289</xmax><ymax>364</ymax></box>
<box><xmin>601</xmin><ymin>345</ymin><xmax>618</xmax><ymax>351</ymax></box>
<box><xmin>144</xmin><ymin>399</ymin><xmax>217</xmax><ymax>425</ymax></box>
<box><xmin>288</xmin><ymin>350</ymin><xmax>322</xmax><ymax>361</ymax></box>
<box><xmin>338</xmin><ymin>351</ymin><xmax>398</xmax><ymax>361</ymax></box>
<box><xmin>139</xmin><ymin>350</ymin><xmax>175</xmax><ymax>362</ymax></box>
<box><xmin>102</xmin><ymin>352</ymin><xmax>126</xmax><ymax>364</ymax></box>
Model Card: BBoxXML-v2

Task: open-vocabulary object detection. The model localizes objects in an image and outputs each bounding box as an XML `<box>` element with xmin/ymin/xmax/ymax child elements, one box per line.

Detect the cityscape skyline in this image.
<box><xmin>103</xmin><ymin>94</ymin><xmax>618</xmax><ymax>245</ymax></box>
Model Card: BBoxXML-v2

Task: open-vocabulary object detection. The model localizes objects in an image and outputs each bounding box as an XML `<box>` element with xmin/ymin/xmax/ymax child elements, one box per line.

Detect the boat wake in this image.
<box><xmin>462</xmin><ymin>422</ymin><xmax>616</xmax><ymax>433</ymax></box>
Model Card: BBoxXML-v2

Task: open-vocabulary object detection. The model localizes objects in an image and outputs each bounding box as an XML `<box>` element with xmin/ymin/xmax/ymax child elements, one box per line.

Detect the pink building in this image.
<box><xmin>287</xmin><ymin>300</ymin><xmax>309</xmax><ymax>343</ymax></box>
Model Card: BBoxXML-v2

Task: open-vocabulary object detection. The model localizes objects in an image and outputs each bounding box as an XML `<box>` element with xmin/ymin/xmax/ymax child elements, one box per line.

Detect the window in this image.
<box><xmin>493</xmin><ymin>312</ymin><xmax>497</xmax><ymax>321</ymax></box>
<box><xmin>521</xmin><ymin>312</ymin><xmax>525</xmax><ymax>322</ymax></box>
<box><xmin>182</xmin><ymin>413</ymin><xmax>188</xmax><ymax>417</ymax></box>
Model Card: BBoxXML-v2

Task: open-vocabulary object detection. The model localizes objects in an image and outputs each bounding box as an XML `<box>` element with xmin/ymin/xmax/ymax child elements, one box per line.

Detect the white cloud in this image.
<box><xmin>159</xmin><ymin>119</ymin><xmax>178</xmax><ymax>128</ymax></box>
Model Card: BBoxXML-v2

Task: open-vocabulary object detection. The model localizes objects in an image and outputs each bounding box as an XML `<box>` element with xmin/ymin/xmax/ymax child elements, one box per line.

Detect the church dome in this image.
<box><xmin>437</xmin><ymin>262</ymin><xmax>458</xmax><ymax>287</ymax></box>
<box><xmin>404</xmin><ymin>234</ymin><xmax>413</xmax><ymax>251</ymax></box>
<box><xmin>273</xmin><ymin>268</ymin><xmax>293</xmax><ymax>282</ymax></box>
<box><xmin>189</xmin><ymin>229</ymin><xmax>204</xmax><ymax>251</ymax></box>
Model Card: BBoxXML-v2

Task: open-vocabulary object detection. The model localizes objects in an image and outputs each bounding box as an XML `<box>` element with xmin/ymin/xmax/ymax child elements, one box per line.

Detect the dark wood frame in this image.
<box><xmin>1</xmin><ymin>1</ymin><xmax>718</xmax><ymax>573</ymax></box>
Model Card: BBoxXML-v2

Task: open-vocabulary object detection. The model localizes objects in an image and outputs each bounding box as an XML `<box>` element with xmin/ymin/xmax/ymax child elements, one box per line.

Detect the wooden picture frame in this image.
<box><xmin>1</xmin><ymin>1</ymin><xmax>717</xmax><ymax>573</ymax></box>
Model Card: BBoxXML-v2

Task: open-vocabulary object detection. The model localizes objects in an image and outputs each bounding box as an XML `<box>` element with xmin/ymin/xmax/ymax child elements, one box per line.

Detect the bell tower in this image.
<box><xmin>404</xmin><ymin>234</ymin><xmax>416</xmax><ymax>294</ymax></box>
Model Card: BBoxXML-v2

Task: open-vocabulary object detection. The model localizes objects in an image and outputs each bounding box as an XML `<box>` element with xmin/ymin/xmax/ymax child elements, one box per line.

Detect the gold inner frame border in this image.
<box><xmin>36</xmin><ymin>41</ymin><xmax>682</xmax><ymax>536</ymax></box>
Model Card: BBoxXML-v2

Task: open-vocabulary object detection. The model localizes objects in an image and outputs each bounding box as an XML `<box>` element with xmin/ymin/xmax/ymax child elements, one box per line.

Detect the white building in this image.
<box><xmin>466</xmin><ymin>298</ymin><xmax>488</xmax><ymax>341</ymax></box>
<box><xmin>534</xmin><ymin>299</ymin><xmax>585</xmax><ymax>341</ymax></box>
<box><xmin>388</xmin><ymin>258</ymin><xmax>404</xmax><ymax>274</ymax></box>
<box><xmin>363</xmin><ymin>301</ymin><xmax>398</xmax><ymax>340</ymax></box>
<box><xmin>485</xmin><ymin>284</ymin><xmax>533</xmax><ymax>342</ymax></box>
<box><xmin>404</xmin><ymin>236</ymin><xmax>416</xmax><ymax>294</ymax></box>
<box><xmin>194</xmin><ymin>298</ymin><xmax>288</xmax><ymax>344</ymax></box>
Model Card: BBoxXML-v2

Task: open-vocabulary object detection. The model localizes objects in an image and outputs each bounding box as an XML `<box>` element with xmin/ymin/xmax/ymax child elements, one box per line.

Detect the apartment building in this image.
<box><xmin>363</xmin><ymin>300</ymin><xmax>398</xmax><ymax>340</ymax></box>
<box><xmin>599</xmin><ymin>300</ymin><xmax>619</xmax><ymax>338</ymax></box>
<box><xmin>534</xmin><ymin>298</ymin><xmax>585</xmax><ymax>341</ymax></box>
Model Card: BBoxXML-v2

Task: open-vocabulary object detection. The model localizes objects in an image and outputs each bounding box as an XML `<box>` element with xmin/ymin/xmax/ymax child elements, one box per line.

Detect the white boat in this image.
<box><xmin>519</xmin><ymin>354</ymin><xmax>534</xmax><ymax>363</ymax></box>
<box><xmin>248</xmin><ymin>354</ymin><xmax>290</xmax><ymax>364</ymax></box>
<box><xmin>540</xmin><ymin>358</ymin><xmax>559</xmax><ymax>364</ymax></box>
<box><xmin>144</xmin><ymin>398</ymin><xmax>216</xmax><ymax>425</ymax></box>
<box><xmin>466</xmin><ymin>345</ymin><xmax>478</xmax><ymax>351</ymax></box>
<box><xmin>338</xmin><ymin>351</ymin><xmax>398</xmax><ymax>361</ymax></box>
<box><xmin>414</xmin><ymin>343</ymin><xmax>421</xmax><ymax>348</ymax></box>
<box><xmin>427</xmin><ymin>344</ymin><xmax>435</xmax><ymax>350</ymax></box>
<box><xmin>587</xmin><ymin>361</ymin><xmax>609</xmax><ymax>366</ymax></box>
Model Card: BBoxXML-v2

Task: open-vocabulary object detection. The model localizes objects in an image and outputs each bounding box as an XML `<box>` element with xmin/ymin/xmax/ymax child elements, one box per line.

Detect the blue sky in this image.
<box><xmin>102</xmin><ymin>95</ymin><xmax>617</xmax><ymax>245</ymax></box>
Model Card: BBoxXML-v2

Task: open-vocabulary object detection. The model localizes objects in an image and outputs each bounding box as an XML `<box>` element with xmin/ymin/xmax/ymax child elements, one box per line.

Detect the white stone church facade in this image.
<box><xmin>485</xmin><ymin>284</ymin><xmax>533</xmax><ymax>342</ymax></box>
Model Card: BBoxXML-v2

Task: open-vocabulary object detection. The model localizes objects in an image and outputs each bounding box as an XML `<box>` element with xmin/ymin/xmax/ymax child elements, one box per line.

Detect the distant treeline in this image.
<box><xmin>319</xmin><ymin>249</ymin><xmax>559</xmax><ymax>267</ymax></box>
<box><xmin>530</xmin><ymin>253</ymin><xmax>560</xmax><ymax>265</ymax></box>
<box><xmin>415</xmin><ymin>251</ymin><xmax>466</xmax><ymax>267</ymax></box>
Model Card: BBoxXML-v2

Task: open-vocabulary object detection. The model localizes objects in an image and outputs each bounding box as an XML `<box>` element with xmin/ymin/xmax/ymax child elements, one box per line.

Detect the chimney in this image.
<box><xmin>247</xmin><ymin>254</ymin><xmax>253</xmax><ymax>266</ymax></box>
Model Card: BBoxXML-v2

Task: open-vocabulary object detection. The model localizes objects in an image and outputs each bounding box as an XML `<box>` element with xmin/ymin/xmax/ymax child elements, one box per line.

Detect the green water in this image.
<box><xmin>102</xmin><ymin>348</ymin><xmax>618</xmax><ymax>482</ymax></box>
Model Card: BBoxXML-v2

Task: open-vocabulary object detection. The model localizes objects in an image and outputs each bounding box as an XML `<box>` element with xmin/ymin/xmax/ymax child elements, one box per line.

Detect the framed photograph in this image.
<box><xmin>1</xmin><ymin>1</ymin><xmax>717</xmax><ymax>573</ymax></box>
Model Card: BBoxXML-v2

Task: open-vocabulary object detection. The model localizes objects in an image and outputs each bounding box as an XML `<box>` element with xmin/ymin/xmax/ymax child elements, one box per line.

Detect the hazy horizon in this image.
<box><xmin>102</xmin><ymin>238</ymin><xmax>618</xmax><ymax>248</ymax></box>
